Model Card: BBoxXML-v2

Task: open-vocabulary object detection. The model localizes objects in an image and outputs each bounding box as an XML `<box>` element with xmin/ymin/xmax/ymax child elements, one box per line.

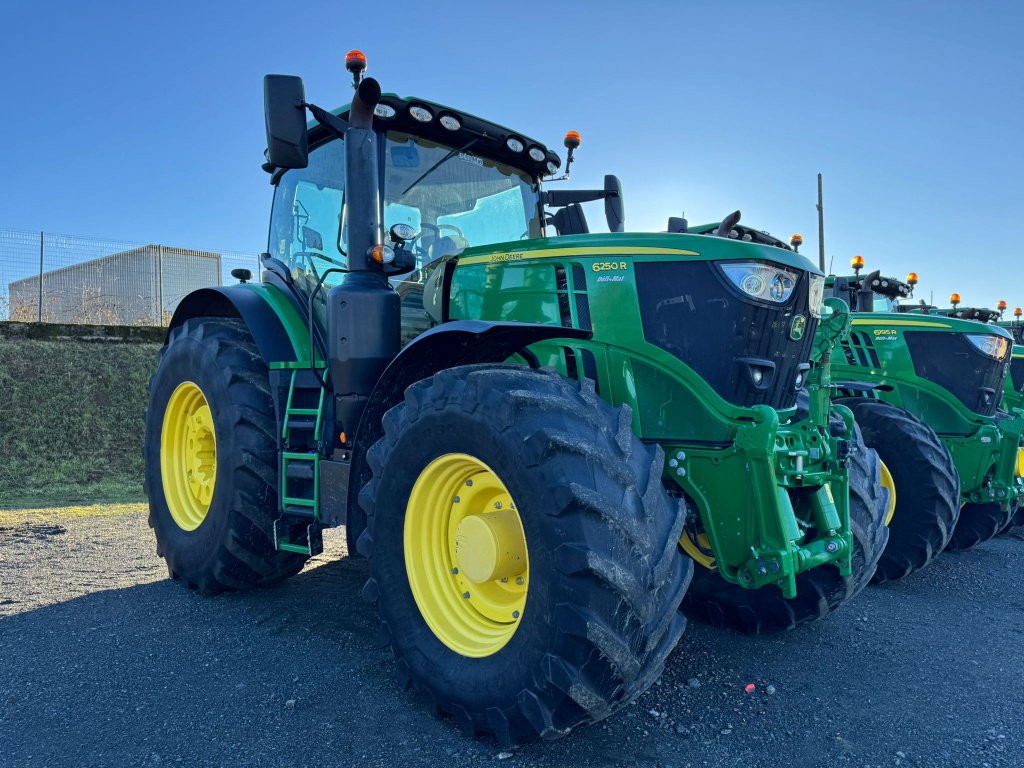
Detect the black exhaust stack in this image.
<box><xmin>327</xmin><ymin>77</ymin><xmax>401</xmax><ymax>439</ymax></box>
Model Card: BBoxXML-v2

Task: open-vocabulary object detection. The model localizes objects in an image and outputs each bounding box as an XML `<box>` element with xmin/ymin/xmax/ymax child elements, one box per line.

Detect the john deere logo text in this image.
<box><xmin>790</xmin><ymin>314</ymin><xmax>807</xmax><ymax>341</ymax></box>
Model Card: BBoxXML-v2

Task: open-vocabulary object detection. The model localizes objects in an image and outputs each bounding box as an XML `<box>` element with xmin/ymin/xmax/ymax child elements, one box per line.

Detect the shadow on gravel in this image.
<box><xmin>2</xmin><ymin>537</ymin><xmax>1024</xmax><ymax>767</ymax></box>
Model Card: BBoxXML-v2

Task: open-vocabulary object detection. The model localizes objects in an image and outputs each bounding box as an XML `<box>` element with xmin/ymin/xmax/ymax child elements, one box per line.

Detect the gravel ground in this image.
<box><xmin>1</xmin><ymin>506</ymin><xmax>1022</xmax><ymax>768</ymax></box>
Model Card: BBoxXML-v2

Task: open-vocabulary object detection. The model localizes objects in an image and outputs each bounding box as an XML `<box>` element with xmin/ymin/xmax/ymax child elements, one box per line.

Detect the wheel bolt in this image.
<box><xmin>512</xmin><ymin>611</ymin><xmax>520</xmax><ymax>619</ymax></box>
<box><xmin>494</xmin><ymin>502</ymin><xmax>502</xmax><ymax>510</ymax></box>
<box><xmin>451</xmin><ymin>567</ymin><xmax>459</xmax><ymax>575</ymax></box>
<box><xmin>463</xmin><ymin>591</ymin><xmax>470</xmax><ymax>599</ymax></box>
<box><xmin>453</xmin><ymin>496</ymin><xmax>460</xmax><ymax>504</ymax></box>
<box><xmin>515</xmin><ymin>577</ymin><xmax>524</xmax><ymax>586</ymax></box>
<box><xmin>465</xmin><ymin>479</ymin><xmax>473</xmax><ymax>487</ymax></box>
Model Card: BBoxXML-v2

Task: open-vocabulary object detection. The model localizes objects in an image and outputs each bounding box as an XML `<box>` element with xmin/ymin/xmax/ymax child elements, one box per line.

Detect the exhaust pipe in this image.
<box><xmin>327</xmin><ymin>76</ymin><xmax>400</xmax><ymax>438</ymax></box>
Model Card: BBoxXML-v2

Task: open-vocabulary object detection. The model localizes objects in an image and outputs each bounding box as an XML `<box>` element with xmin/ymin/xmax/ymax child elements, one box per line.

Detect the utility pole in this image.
<box><xmin>816</xmin><ymin>174</ymin><xmax>826</xmax><ymax>272</ymax></box>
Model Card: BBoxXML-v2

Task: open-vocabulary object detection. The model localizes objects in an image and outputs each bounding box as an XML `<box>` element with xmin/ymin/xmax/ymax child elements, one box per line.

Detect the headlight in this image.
<box><xmin>808</xmin><ymin>274</ymin><xmax>825</xmax><ymax>318</ymax></box>
<box><xmin>965</xmin><ymin>334</ymin><xmax>1010</xmax><ymax>360</ymax></box>
<box><xmin>721</xmin><ymin>262</ymin><xmax>799</xmax><ymax>305</ymax></box>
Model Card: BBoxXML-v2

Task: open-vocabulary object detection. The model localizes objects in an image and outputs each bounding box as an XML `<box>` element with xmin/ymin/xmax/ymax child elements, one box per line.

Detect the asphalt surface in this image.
<box><xmin>1</xmin><ymin>506</ymin><xmax>1023</xmax><ymax>768</ymax></box>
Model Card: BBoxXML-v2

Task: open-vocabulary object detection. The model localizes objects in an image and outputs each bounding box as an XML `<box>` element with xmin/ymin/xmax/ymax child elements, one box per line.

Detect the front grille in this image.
<box><xmin>634</xmin><ymin>261</ymin><xmax>818</xmax><ymax>409</ymax></box>
<box><xmin>904</xmin><ymin>332</ymin><xmax>1009</xmax><ymax>416</ymax></box>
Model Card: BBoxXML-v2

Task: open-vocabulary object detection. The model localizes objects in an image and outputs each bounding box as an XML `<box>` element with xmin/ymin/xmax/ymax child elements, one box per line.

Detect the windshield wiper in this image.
<box><xmin>402</xmin><ymin>138</ymin><xmax>479</xmax><ymax>196</ymax></box>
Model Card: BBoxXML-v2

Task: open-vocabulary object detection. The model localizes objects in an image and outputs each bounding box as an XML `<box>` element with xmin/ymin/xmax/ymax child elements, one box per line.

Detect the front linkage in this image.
<box><xmin>670</xmin><ymin>298</ymin><xmax>855</xmax><ymax>598</ymax></box>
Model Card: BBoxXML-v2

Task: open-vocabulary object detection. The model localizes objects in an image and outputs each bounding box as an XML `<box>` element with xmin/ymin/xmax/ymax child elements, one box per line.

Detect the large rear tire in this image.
<box><xmin>144</xmin><ymin>317</ymin><xmax>307</xmax><ymax>592</ymax></box>
<box><xmin>683</xmin><ymin>423</ymin><xmax>888</xmax><ymax>634</ymax></box>
<box><xmin>358</xmin><ymin>365</ymin><xmax>691</xmax><ymax>746</ymax></box>
<box><xmin>835</xmin><ymin>399</ymin><xmax>960</xmax><ymax>582</ymax></box>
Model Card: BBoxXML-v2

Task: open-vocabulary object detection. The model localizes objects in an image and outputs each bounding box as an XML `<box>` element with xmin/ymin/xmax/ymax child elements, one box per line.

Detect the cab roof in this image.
<box><xmin>307</xmin><ymin>92</ymin><xmax>560</xmax><ymax>179</ymax></box>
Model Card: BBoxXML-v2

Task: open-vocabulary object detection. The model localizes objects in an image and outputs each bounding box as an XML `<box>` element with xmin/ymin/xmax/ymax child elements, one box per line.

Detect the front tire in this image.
<box><xmin>683</xmin><ymin>423</ymin><xmax>888</xmax><ymax>633</ymax></box>
<box><xmin>144</xmin><ymin>317</ymin><xmax>307</xmax><ymax>592</ymax></box>
<box><xmin>358</xmin><ymin>365</ymin><xmax>691</xmax><ymax>746</ymax></box>
<box><xmin>946</xmin><ymin>500</ymin><xmax>1012</xmax><ymax>551</ymax></box>
<box><xmin>835</xmin><ymin>399</ymin><xmax>960</xmax><ymax>582</ymax></box>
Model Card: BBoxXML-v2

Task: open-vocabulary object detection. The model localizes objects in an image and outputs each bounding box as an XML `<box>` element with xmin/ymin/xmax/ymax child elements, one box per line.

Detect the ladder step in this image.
<box><xmin>273</xmin><ymin>520</ymin><xmax>324</xmax><ymax>557</ymax></box>
<box><xmin>284</xmin><ymin>502</ymin><xmax>316</xmax><ymax>514</ymax></box>
<box><xmin>286</xmin><ymin>416</ymin><xmax>318</xmax><ymax>432</ymax></box>
<box><xmin>287</xmin><ymin>407</ymin><xmax>320</xmax><ymax>416</ymax></box>
<box><xmin>285</xmin><ymin>462</ymin><xmax>315</xmax><ymax>481</ymax></box>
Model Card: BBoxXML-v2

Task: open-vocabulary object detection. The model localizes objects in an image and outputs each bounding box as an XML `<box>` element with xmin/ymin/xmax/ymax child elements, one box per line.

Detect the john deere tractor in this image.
<box><xmin>823</xmin><ymin>266</ymin><xmax>1024</xmax><ymax>554</ymax></box>
<box><xmin>996</xmin><ymin>305</ymin><xmax>1024</xmax><ymax>345</ymax></box>
<box><xmin>901</xmin><ymin>296</ymin><xmax>1024</xmax><ymax>531</ymax></box>
<box><xmin>144</xmin><ymin>55</ymin><xmax>886</xmax><ymax>745</ymax></box>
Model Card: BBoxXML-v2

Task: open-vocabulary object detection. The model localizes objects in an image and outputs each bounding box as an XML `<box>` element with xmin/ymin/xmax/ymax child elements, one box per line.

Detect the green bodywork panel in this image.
<box><xmin>823</xmin><ymin>301</ymin><xmax>1024</xmax><ymax>507</ymax></box>
<box><xmin>446</xmin><ymin>232</ymin><xmax>853</xmax><ymax>597</ymax></box>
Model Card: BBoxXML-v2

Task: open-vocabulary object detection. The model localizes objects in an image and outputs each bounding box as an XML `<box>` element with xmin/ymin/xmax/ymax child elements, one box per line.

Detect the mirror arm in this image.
<box><xmin>304</xmin><ymin>102</ymin><xmax>350</xmax><ymax>140</ymax></box>
<box><xmin>542</xmin><ymin>189</ymin><xmax>612</xmax><ymax>207</ymax></box>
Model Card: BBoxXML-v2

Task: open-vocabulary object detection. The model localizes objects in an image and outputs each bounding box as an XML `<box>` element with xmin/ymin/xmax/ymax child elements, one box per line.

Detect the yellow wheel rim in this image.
<box><xmin>1016</xmin><ymin>447</ymin><xmax>1024</xmax><ymax>478</ymax></box>
<box><xmin>879</xmin><ymin>459</ymin><xmax>897</xmax><ymax>526</ymax></box>
<box><xmin>160</xmin><ymin>381</ymin><xmax>217</xmax><ymax>531</ymax></box>
<box><xmin>680</xmin><ymin>528</ymin><xmax>716</xmax><ymax>570</ymax></box>
<box><xmin>404</xmin><ymin>454</ymin><xmax>528</xmax><ymax>658</ymax></box>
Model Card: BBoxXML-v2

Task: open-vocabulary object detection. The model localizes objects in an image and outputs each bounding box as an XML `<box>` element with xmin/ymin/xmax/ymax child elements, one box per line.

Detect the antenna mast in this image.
<box><xmin>816</xmin><ymin>173</ymin><xmax>826</xmax><ymax>272</ymax></box>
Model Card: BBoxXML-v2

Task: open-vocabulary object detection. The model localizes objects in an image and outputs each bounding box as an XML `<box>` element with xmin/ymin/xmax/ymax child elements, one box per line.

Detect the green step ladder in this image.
<box><xmin>273</xmin><ymin>367</ymin><xmax>326</xmax><ymax>556</ymax></box>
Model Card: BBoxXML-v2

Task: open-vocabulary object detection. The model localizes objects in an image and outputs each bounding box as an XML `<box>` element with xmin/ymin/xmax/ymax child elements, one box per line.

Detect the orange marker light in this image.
<box><xmin>997</xmin><ymin>300</ymin><xmax>1008</xmax><ymax>310</ymax></box>
<box><xmin>1015</xmin><ymin>307</ymin><xmax>1023</xmax><ymax>318</ymax></box>
<box><xmin>369</xmin><ymin>244</ymin><xmax>392</xmax><ymax>264</ymax></box>
<box><xmin>851</xmin><ymin>255</ymin><xmax>865</xmax><ymax>270</ymax></box>
<box><xmin>790</xmin><ymin>234</ymin><xmax>803</xmax><ymax>246</ymax></box>
<box><xmin>906</xmin><ymin>272</ymin><xmax>919</xmax><ymax>286</ymax></box>
<box><xmin>950</xmin><ymin>293</ymin><xmax>961</xmax><ymax>305</ymax></box>
<box><xmin>563</xmin><ymin>130</ymin><xmax>581</xmax><ymax>149</ymax></box>
<box><xmin>345</xmin><ymin>50</ymin><xmax>367</xmax><ymax>73</ymax></box>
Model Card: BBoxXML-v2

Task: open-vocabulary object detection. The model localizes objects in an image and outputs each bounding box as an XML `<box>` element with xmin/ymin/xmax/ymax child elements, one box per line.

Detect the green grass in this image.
<box><xmin>0</xmin><ymin>334</ymin><xmax>160</xmax><ymax>508</ymax></box>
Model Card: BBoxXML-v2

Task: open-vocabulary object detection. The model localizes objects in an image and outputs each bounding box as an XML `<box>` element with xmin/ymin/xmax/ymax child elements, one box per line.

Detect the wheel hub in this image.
<box><xmin>161</xmin><ymin>381</ymin><xmax>217</xmax><ymax>531</ymax></box>
<box><xmin>404</xmin><ymin>454</ymin><xmax>529</xmax><ymax>658</ymax></box>
<box><xmin>454</xmin><ymin>509</ymin><xmax>527</xmax><ymax>584</ymax></box>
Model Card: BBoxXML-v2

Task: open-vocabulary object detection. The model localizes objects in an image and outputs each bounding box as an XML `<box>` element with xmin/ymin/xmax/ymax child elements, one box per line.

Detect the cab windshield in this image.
<box><xmin>268</xmin><ymin>131</ymin><xmax>542</xmax><ymax>295</ymax></box>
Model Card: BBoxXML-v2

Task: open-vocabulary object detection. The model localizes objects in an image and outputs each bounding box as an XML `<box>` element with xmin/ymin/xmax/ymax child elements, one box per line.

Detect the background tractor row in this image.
<box><xmin>145</xmin><ymin>54</ymin><xmax>890</xmax><ymax>745</ymax></box>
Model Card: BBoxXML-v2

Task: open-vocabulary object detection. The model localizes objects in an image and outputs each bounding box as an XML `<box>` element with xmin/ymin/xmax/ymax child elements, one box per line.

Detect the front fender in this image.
<box><xmin>342</xmin><ymin>320</ymin><xmax>591</xmax><ymax>542</ymax></box>
<box><xmin>167</xmin><ymin>284</ymin><xmax>307</xmax><ymax>364</ymax></box>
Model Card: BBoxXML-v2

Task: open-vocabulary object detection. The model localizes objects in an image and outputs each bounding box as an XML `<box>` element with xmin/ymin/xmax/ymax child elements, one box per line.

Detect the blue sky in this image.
<box><xmin>1</xmin><ymin>1</ymin><xmax>1021</xmax><ymax>309</ymax></box>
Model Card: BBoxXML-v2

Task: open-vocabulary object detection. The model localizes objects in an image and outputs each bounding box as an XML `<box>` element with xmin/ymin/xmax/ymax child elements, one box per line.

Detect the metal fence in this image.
<box><xmin>0</xmin><ymin>227</ymin><xmax>261</xmax><ymax>326</ymax></box>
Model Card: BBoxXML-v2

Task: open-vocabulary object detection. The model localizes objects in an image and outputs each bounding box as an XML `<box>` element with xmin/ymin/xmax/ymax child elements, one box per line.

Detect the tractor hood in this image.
<box><xmin>456</xmin><ymin>231</ymin><xmax>823</xmax><ymax>275</ymax></box>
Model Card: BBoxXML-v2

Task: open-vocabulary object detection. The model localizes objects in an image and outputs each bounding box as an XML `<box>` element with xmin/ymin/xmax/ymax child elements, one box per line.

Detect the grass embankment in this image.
<box><xmin>0</xmin><ymin>323</ymin><xmax>162</xmax><ymax>508</ymax></box>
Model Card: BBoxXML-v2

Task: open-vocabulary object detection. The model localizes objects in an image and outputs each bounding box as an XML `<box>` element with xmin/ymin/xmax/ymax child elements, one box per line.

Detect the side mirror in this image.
<box><xmin>604</xmin><ymin>175</ymin><xmax>624</xmax><ymax>233</ymax></box>
<box><xmin>264</xmin><ymin>75</ymin><xmax>309</xmax><ymax>170</ymax></box>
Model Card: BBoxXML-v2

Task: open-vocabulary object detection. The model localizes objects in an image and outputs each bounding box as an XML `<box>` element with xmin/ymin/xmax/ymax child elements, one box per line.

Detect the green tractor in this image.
<box><xmin>900</xmin><ymin>296</ymin><xmax>1024</xmax><ymax>531</ymax></box>
<box><xmin>823</xmin><ymin>264</ymin><xmax>1024</xmax><ymax>554</ymax></box>
<box><xmin>995</xmin><ymin>304</ymin><xmax>1024</xmax><ymax>346</ymax></box>
<box><xmin>144</xmin><ymin>56</ymin><xmax>887</xmax><ymax>745</ymax></box>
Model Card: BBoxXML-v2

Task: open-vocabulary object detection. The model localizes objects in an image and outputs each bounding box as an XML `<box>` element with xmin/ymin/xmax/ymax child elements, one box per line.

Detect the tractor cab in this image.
<box><xmin>824</xmin><ymin>263</ymin><xmax>915</xmax><ymax>314</ymax></box>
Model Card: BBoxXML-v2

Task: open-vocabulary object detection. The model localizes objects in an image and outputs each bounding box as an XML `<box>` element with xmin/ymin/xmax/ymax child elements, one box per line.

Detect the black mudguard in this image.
<box><xmin>166</xmin><ymin>285</ymin><xmax>300</xmax><ymax>365</ymax></box>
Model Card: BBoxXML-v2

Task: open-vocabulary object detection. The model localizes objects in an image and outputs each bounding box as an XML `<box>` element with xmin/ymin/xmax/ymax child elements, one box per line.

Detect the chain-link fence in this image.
<box><xmin>0</xmin><ymin>227</ymin><xmax>261</xmax><ymax>326</ymax></box>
